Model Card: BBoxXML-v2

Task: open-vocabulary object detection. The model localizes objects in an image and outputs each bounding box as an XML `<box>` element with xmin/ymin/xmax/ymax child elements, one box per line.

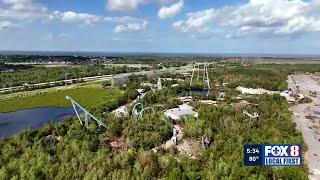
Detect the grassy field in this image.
<box><xmin>0</xmin><ymin>83</ymin><xmax>122</xmax><ymax>113</ymax></box>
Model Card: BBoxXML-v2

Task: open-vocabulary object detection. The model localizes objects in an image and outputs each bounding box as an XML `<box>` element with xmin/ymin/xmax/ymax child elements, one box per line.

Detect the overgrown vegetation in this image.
<box><xmin>1</xmin><ymin>63</ymin><xmax>319</xmax><ymax>179</ymax></box>
<box><xmin>0</xmin><ymin>83</ymin><xmax>123</xmax><ymax>113</ymax></box>
<box><xmin>0</xmin><ymin>65</ymin><xmax>145</xmax><ymax>88</ymax></box>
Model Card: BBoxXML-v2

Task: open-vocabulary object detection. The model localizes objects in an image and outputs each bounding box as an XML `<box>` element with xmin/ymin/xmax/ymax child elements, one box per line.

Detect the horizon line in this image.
<box><xmin>0</xmin><ymin>50</ymin><xmax>320</xmax><ymax>58</ymax></box>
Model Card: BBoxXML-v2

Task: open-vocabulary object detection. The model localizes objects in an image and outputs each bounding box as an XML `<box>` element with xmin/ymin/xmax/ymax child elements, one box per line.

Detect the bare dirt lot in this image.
<box><xmin>288</xmin><ymin>75</ymin><xmax>320</xmax><ymax>180</ymax></box>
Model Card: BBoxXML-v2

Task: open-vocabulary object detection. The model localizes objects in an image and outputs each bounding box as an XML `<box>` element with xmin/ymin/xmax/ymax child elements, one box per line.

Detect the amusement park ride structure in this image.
<box><xmin>242</xmin><ymin>110</ymin><xmax>259</xmax><ymax>120</ymax></box>
<box><xmin>132</xmin><ymin>103</ymin><xmax>155</xmax><ymax>119</ymax></box>
<box><xmin>66</xmin><ymin>96</ymin><xmax>107</xmax><ymax>129</ymax></box>
<box><xmin>190</xmin><ymin>62</ymin><xmax>211</xmax><ymax>90</ymax></box>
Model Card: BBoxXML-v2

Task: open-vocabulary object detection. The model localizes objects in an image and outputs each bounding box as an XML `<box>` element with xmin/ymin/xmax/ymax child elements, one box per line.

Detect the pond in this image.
<box><xmin>188</xmin><ymin>89</ymin><xmax>210</xmax><ymax>97</ymax></box>
<box><xmin>0</xmin><ymin>107</ymin><xmax>80</xmax><ymax>139</ymax></box>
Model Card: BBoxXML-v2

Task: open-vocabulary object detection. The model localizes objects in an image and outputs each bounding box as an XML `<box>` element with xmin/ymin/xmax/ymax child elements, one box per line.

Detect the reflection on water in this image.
<box><xmin>189</xmin><ymin>89</ymin><xmax>210</xmax><ymax>97</ymax></box>
<box><xmin>0</xmin><ymin>107</ymin><xmax>79</xmax><ymax>138</ymax></box>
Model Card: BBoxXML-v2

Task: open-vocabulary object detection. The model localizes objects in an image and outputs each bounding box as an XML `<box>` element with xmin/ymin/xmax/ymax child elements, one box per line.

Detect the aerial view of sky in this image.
<box><xmin>0</xmin><ymin>0</ymin><xmax>319</xmax><ymax>54</ymax></box>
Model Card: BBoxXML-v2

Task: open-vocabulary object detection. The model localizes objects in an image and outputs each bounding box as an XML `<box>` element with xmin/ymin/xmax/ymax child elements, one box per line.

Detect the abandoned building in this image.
<box><xmin>112</xmin><ymin>74</ymin><xmax>130</xmax><ymax>87</ymax></box>
<box><xmin>164</xmin><ymin>104</ymin><xmax>198</xmax><ymax>120</ymax></box>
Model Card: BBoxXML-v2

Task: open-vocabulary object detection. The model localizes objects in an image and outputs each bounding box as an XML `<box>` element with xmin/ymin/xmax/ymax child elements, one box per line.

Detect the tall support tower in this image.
<box><xmin>190</xmin><ymin>62</ymin><xmax>211</xmax><ymax>89</ymax></box>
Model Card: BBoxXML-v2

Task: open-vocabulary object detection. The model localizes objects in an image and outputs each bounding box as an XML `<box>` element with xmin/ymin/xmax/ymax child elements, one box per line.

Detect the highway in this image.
<box><xmin>0</xmin><ymin>65</ymin><xmax>190</xmax><ymax>94</ymax></box>
<box><xmin>0</xmin><ymin>74</ymin><xmax>112</xmax><ymax>94</ymax></box>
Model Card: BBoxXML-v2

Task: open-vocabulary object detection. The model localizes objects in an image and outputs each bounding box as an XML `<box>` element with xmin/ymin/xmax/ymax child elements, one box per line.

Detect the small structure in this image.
<box><xmin>236</xmin><ymin>95</ymin><xmax>243</xmax><ymax>100</ymax></box>
<box><xmin>310</xmin><ymin>91</ymin><xmax>317</xmax><ymax>97</ymax></box>
<box><xmin>217</xmin><ymin>91</ymin><xmax>226</xmax><ymax>101</ymax></box>
<box><xmin>199</xmin><ymin>100</ymin><xmax>217</xmax><ymax>105</ymax></box>
<box><xmin>141</xmin><ymin>82</ymin><xmax>153</xmax><ymax>87</ymax></box>
<box><xmin>157</xmin><ymin>78</ymin><xmax>162</xmax><ymax>90</ymax></box>
<box><xmin>147</xmin><ymin>70</ymin><xmax>161</xmax><ymax>79</ymax></box>
<box><xmin>280</xmin><ymin>90</ymin><xmax>295</xmax><ymax>102</ymax></box>
<box><xmin>164</xmin><ymin>104</ymin><xmax>198</xmax><ymax>120</ymax></box>
<box><xmin>112</xmin><ymin>105</ymin><xmax>129</xmax><ymax>117</ymax></box>
<box><xmin>172</xmin><ymin>125</ymin><xmax>182</xmax><ymax>145</ymax></box>
<box><xmin>242</xmin><ymin>110</ymin><xmax>259</xmax><ymax>120</ymax></box>
<box><xmin>296</xmin><ymin>93</ymin><xmax>304</xmax><ymax>100</ymax></box>
<box><xmin>201</xmin><ymin>136</ymin><xmax>210</xmax><ymax>149</ymax></box>
<box><xmin>112</xmin><ymin>74</ymin><xmax>130</xmax><ymax>87</ymax></box>
<box><xmin>179</xmin><ymin>96</ymin><xmax>193</xmax><ymax>103</ymax></box>
<box><xmin>236</xmin><ymin>86</ymin><xmax>278</xmax><ymax>95</ymax></box>
<box><xmin>237</xmin><ymin>87</ymin><xmax>300</xmax><ymax>103</ymax></box>
<box><xmin>179</xmin><ymin>72</ymin><xmax>191</xmax><ymax>79</ymax></box>
<box><xmin>172</xmin><ymin>127</ymin><xmax>178</xmax><ymax>145</ymax></box>
<box><xmin>136</xmin><ymin>89</ymin><xmax>145</xmax><ymax>94</ymax></box>
<box><xmin>231</xmin><ymin>100</ymin><xmax>249</xmax><ymax>111</ymax></box>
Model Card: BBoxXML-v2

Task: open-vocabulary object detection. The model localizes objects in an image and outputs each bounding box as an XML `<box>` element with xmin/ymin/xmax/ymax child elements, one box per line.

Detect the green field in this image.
<box><xmin>0</xmin><ymin>84</ymin><xmax>122</xmax><ymax>113</ymax></box>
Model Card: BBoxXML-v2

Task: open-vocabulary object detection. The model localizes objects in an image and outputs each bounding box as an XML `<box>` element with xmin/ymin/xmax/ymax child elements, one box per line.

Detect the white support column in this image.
<box><xmin>72</xmin><ymin>102</ymin><xmax>83</xmax><ymax>125</ymax></box>
<box><xmin>206</xmin><ymin>64</ymin><xmax>210</xmax><ymax>89</ymax></box>
<box><xmin>66</xmin><ymin>96</ymin><xmax>107</xmax><ymax>130</ymax></box>
<box><xmin>190</xmin><ymin>63</ymin><xmax>196</xmax><ymax>86</ymax></box>
<box><xmin>85</xmin><ymin>112</ymin><xmax>89</xmax><ymax>129</ymax></box>
<box><xmin>197</xmin><ymin>64</ymin><xmax>200</xmax><ymax>81</ymax></box>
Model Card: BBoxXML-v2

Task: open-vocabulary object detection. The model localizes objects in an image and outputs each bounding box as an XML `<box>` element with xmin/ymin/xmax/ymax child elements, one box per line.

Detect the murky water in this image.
<box><xmin>0</xmin><ymin>107</ymin><xmax>79</xmax><ymax>138</ymax></box>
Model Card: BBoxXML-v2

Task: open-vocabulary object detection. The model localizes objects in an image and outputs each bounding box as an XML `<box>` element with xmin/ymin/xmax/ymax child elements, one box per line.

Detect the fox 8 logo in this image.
<box><xmin>265</xmin><ymin>145</ymin><xmax>300</xmax><ymax>157</ymax></box>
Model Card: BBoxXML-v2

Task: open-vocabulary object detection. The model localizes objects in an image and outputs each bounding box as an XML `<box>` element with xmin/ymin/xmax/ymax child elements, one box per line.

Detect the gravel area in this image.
<box><xmin>288</xmin><ymin>75</ymin><xmax>320</xmax><ymax>180</ymax></box>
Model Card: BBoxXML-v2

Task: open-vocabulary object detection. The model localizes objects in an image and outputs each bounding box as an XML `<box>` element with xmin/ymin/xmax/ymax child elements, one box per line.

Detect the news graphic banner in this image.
<box><xmin>244</xmin><ymin>144</ymin><xmax>302</xmax><ymax>166</ymax></box>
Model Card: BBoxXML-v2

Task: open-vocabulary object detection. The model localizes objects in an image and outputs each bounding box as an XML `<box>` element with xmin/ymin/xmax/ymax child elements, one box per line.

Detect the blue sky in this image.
<box><xmin>0</xmin><ymin>0</ymin><xmax>319</xmax><ymax>54</ymax></box>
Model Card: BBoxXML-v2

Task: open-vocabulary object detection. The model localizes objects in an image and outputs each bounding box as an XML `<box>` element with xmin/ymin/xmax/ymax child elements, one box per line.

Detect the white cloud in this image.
<box><xmin>0</xmin><ymin>20</ymin><xmax>19</xmax><ymax>29</ymax></box>
<box><xmin>0</xmin><ymin>0</ymin><xmax>50</xmax><ymax>21</ymax></box>
<box><xmin>112</xmin><ymin>37</ymin><xmax>152</xmax><ymax>42</ymax></box>
<box><xmin>0</xmin><ymin>0</ymin><xmax>47</xmax><ymax>12</ymax></box>
<box><xmin>0</xmin><ymin>0</ymin><xmax>148</xmax><ymax>32</ymax></box>
<box><xmin>60</xmin><ymin>11</ymin><xmax>102</xmax><ymax>25</ymax></box>
<box><xmin>105</xmin><ymin>16</ymin><xmax>141</xmax><ymax>24</ymax></box>
<box><xmin>105</xmin><ymin>16</ymin><xmax>148</xmax><ymax>33</ymax></box>
<box><xmin>158</xmin><ymin>0</ymin><xmax>175</xmax><ymax>5</ymax></box>
<box><xmin>173</xmin><ymin>9</ymin><xmax>216</xmax><ymax>33</ymax></box>
<box><xmin>174</xmin><ymin>0</ymin><xmax>320</xmax><ymax>39</ymax></box>
<box><xmin>158</xmin><ymin>0</ymin><xmax>183</xmax><ymax>19</ymax></box>
<box><xmin>57</xmin><ymin>33</ymin><xmax>72</xmax><ymax>39</ymax></box>
<box><xmin>106</xmin><ymin>0</ymin><xmax>144</xmax><ymax>11</ymax></box>
<box><xmin>114</xmin><ymin>21</ymin><xmax>148</xmax><ymax>33</ymax></box>
<box><xmin>43</xmin><ymin>33</ymin><xmax>72</xmax><ymax>41</ymax></box>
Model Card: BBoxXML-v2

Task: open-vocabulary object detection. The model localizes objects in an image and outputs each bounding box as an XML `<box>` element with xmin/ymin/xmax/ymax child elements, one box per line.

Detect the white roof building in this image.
<box><xmin>199</xmin><ymin>100</ymin><xmax>217</xmax><ymax>105</ymax></box>
<box><xmin>112</xmin><ymin>106</ymin><xmax>129</xmax><ymax>117</ymax></box>
<box><xmin>178</xmin><ymin>96</ymin><xmax>193</xmax><ymax>103</ymax></box>
<box><xmin>236</xmin><ymin>86</ymin><xmax>279</xmax><ymax>95</ymax></box>
<box><xmin>164</xmin><ymin>104</ymin><xmax>198</xmax><ymax>120</ymax></box>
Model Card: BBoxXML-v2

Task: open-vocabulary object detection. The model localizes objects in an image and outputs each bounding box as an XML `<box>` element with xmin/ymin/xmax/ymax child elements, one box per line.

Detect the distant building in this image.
<box><xmin>236</xmin><ymin>86</ymin><xmax>278</xmax><ymax>95</ymax></box>
<box><xmin>199</xmin><ymin>100</ymin><xmax>217</xmax><ymax>105</ymax></box>
<box><xmin>231</xmin><ymin>100</ymin><xmax>249</xmax><ymax>111</ymax></box>
<box><xmin>179</xmin><ymin>72</ymin><xmax>191</xmax><ymax>79</ymax></box>
<box><xmin>178</xmin><ymin>96</ymin><xmax>193</xmax><ymax>103</ymax></box>
<box><xmin>147</xmin><ymin>70</ymin><xmax>161</xmax><ymax>79</ymax></box>
<box><xmin>216</xmin><ymin>91</ymin><xmax>226</xmax><ymax>101</ymax></box>
<box><xmin>164</xmin><ymin>104</ymin><xmax>198</xmax><ymax>120</ymax></box>
<box><xmin>112</xmin><ymin>74</ymin><xmax>130</xmax><ymax>86</ymax></box>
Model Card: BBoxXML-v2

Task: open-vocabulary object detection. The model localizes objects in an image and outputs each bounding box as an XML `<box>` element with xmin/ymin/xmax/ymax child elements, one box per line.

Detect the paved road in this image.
<box><xmin>288</xmin><ymin>75</ymin><xmax>320</xmax><ymax>180</ymax></box>
<box><xmin>0</xmin><ymin>64</ymin><xmax>188</xmax><ymax>94</ymax></box>
<box><xmin>0</xmin><ymin>75</ymin><xmax>112</xmax><ymax>94</ymax></box>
